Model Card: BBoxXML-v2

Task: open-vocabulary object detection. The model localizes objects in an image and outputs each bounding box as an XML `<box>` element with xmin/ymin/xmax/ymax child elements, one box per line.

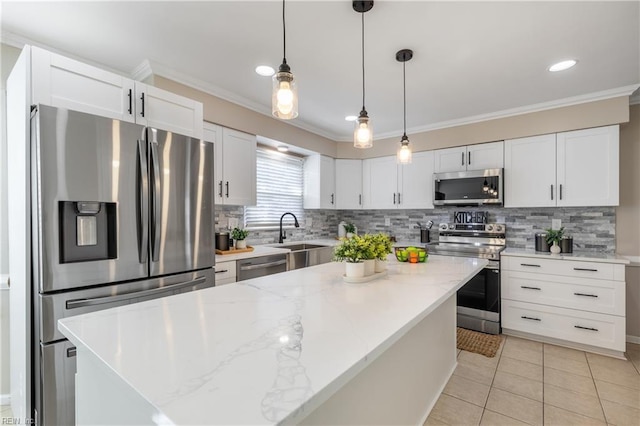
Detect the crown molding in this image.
<box><xmin>335</xmin><ymin>83</ymin><xmax>640</xmax><ymax>142</ymax></box>
<box><xmin>135</xmin><ymin>60</ymin><xmax>341</xmax><ymax>141</ymax></box>
<box><xmin>131</xmin><ymin>59</ymin><xmax>153</xmax><ymax>82</ymax></box>
<box><xmin>0</xmin><ymin>31</ymin><xmax>27</xmax><ymax>49</ymax></box>
<box><xmin>630</xmin><ymin>87</ymin><xmax>640</xmax><ymax>106</ymax></box>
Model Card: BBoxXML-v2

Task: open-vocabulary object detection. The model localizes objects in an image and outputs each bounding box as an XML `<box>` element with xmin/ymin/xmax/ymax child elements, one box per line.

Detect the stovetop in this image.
<box><xmin>428</xmin><ymin>220</ymin><xmax>506</xmax><ymax>261</ymax></box>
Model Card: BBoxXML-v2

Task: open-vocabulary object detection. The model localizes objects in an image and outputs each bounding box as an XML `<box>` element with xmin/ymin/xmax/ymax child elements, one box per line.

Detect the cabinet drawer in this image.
<box><xmin>502</xmin><ymin>256</ymin><xmax>620</xmax><ymax>281</ymax></box>
<box><xmin>502</xmin><ymin>300</ymin><xmax>625</xmax><ymax>352</ymax></box>
<box><xmin>502</xmin><ymin>271</ymin><xmax>625</xmax><ymax>316</ymax></box>
<box><xmin>214</xmin><ymin>260</ymin><xmax>236</xmax><ymax>282</ymax></box>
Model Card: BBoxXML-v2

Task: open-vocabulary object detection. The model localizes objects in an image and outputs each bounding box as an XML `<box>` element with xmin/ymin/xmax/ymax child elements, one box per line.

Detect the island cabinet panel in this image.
<box><xmin>335</xmin><ymin>159</ymin><xmax>363</xmax><ymax>209</ymax></box>
<box><xmin>30</xmin><ymin>45</ymin><xmax>204</xmax><ymax>138</ymax></box>
<box><xmin>501</xmin><ymin>254</ymin><xmax>626</xmax><ymax>356</ymax></box>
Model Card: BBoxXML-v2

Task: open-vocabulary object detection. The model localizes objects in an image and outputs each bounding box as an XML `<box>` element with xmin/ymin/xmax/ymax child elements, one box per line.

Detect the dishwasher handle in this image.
<box><xmin>239</xmin><ymin>259</ymin><xmax>287</xmax><ymax>271</ymax></box>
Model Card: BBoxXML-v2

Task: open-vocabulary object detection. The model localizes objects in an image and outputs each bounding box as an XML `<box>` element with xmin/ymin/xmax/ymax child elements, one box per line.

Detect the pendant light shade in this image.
<box><xmin>396</xmin><ymin>49</ymin><xmax>413</xmax><ymax>164</ymax></box>
<box><xmin>353</xmin><ymin>1</ymin><xmax>374</xmax><ymax>149</ymax></box>
<box><xmin>272</xmin><ymin>0</ymin><xmax>298</xmax><ymax>119</ymax></box>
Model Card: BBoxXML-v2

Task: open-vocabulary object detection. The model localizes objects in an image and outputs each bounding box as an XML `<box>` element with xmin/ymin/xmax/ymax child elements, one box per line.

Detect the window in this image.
<box><xmin>245</xmin><ymin>147</ymin><xmax>305</xmax><ymax>229</ymax></box>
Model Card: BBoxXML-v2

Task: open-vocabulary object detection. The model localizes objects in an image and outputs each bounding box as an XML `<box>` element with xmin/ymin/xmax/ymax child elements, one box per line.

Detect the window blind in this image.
<box><xmin>245</xmin><ymin>148</ymin><xmax>305</xmax><ymax>229</ymax></box>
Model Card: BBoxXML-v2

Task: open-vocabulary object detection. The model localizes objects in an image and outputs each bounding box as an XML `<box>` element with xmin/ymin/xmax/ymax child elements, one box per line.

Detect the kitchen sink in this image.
<box><xmin>276</xmin><ymin>243</ymin><xmax>334</xmax><ymax>270</ymax></box>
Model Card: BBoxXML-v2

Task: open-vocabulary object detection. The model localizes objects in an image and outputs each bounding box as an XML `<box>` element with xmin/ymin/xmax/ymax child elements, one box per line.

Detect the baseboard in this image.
<box><xmin>0</xmin><ymin>394</ymin><xmax>10</xmax><ymax>405</ymax></box>
<box><xmin>627</xmin><ymin>335</ymin><xmax>640</xmax><ymax>344</ymax></box>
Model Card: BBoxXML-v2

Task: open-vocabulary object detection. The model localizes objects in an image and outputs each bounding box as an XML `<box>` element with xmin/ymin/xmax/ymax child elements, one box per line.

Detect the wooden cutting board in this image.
<box><xmin>215</xmin><ymin>246</ymin><xmax>254</xmax><ymax>255</ymax></box>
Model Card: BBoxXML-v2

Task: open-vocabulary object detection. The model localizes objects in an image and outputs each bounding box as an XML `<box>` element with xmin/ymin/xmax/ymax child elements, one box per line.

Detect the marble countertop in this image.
<box><xmin>502</xmin><ymin>248</ymin><xmax>630</xmax><ymax>264</ymax></box>
<box><xmin>59</xmin><ymin>255</ymin><xmax>487</xmax><ymax>425</ymax></box>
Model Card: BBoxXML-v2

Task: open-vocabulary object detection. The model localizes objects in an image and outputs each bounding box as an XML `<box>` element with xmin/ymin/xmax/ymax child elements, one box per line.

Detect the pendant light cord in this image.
<box><xmin>282</xmin><ymin>0</ymin><xmax>287</xmax><ymax>63</ymax></box>
<box><xmin>361</xmin><ymin>12</ymin><xmax>366</xmax><ymax>111</ymax></box>
<box><xmin>403</xmin><ymin>61</ymin><xmax>407</xmax><ymax>136</ymax></box>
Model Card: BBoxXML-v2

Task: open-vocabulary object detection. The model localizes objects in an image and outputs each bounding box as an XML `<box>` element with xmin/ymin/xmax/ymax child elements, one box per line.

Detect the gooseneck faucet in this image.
<box><xmin>279</xmin><ymin>212</ymin><xmax>300</xmax><ymax>243</ymax></box>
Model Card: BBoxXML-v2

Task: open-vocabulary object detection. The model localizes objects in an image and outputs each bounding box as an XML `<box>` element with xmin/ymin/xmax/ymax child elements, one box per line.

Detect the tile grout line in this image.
<box><xmin>585</xmin><ymin>352</ymin><xmax>609</xmax><ymax>424</ymax></box>
<box><xmin>542</xmin><ymin>344</ymin><xmax>545</xmax><ymax>425</ymax></box>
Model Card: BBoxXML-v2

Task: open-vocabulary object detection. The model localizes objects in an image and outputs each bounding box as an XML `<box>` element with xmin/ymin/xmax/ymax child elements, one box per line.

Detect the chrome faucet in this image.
<box><xmin>279</xmin><ymin>212</ymin><xmax>300</xmax><ymax>243</ymax></box>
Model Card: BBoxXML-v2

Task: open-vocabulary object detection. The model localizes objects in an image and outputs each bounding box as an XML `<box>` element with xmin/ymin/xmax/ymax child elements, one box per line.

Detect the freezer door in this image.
<box><xmin>147</xmin><ymin>128</ymin><xmax>215</xmax><ymax>277</ymax></box>
<box><xmin>39</xmin><ymin>340</ymin><xmax>76</xmax><ymax>426</ymax></box>
<box><xmin>34</xmin><ymin>105</ymin><xmax>148</xmax><ymax>292</ymax></box>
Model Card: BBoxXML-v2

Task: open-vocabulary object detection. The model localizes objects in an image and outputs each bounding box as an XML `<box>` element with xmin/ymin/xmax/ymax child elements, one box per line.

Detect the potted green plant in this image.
<box><xmin>371</xmin><ymin>233</ymin><xmax>393</xmax><ymax>272</ymax></box>
<box><xmin>545</xmin><ymin>226</ymin><xmax>564</xmax><ymax>254</ymax></box>
<box><xmin>343</xmin><ymin>222</ymin><xmax>357</xmax><ymax>239</ymax></box>
<box><xmin>334</xmin><ymin>235</ymin><xmax>367</xmax><ymax>277</ymax></box>
<box><xmin>231</xmin><ymin>227</ymin><xmax>249</xmax><ymax>249</ymax></box>
<box><xmin>359</xmin><ymin>234</ymin><xmax>377</xmax><ymax>276</ymax></box>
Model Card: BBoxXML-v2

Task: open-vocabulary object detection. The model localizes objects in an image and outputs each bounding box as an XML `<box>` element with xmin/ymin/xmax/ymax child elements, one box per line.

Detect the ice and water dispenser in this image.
<box><xmin>59</xmin><ymin>201</ymin><xmax>117</xmax><ymax>263</ymax></box>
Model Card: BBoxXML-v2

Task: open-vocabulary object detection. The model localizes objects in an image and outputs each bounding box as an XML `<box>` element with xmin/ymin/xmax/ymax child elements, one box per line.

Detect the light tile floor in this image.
<box><xmin>1</xmin><ymin>338</ymin><xmax>638</xmax><ymax>425</ymax></box>
<box><xmin>426</xmin><ymin>336</ymin><xmax>640</xmax><ymax>426</ymax></box>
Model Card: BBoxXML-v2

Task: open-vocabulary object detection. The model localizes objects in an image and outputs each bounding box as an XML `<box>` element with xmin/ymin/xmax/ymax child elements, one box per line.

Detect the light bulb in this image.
<box><xmin>353</xmin><ymin>113</ymin><xmax>373</xmax><ymax>148</ymax></box>
<box><xmin>272</xmin><ymin>68</ymin><xmax>298</xmax><ymax>119</ymax></box>
<box><xmin>276</xmin><ymin>81</ymin><xmax>294</xmax><ymax>114</ymax></box>
<box><xmin>397</xmin><ymin>144</ymin><xmax>412</xmax><ymax>164</ymax></box>
<box><xmin>357</xmin><ymin>123</ymin><xmax>370</xmax><ymax>143</ymax></box>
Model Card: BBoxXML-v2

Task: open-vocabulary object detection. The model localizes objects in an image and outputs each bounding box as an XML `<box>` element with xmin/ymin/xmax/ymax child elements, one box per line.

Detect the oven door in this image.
<box><xmin>457</xmin><ymin>262</ymin><xmax>501</xmax><ymax>334</ymax></box>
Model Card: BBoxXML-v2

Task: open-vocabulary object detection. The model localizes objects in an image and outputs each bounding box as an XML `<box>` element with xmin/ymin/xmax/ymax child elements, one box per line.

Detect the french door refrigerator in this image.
<box><xmin>30</xmin><ymin>105</ymin><xmax>215</xmax><ymax>425</ymax></box>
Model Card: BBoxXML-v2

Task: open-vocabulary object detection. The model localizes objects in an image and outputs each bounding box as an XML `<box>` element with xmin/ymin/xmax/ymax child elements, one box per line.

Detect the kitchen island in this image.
<box><xmin>59</xmin><ymin>255</ymin><xmax>487</xmax><ymax>425</ymax></box>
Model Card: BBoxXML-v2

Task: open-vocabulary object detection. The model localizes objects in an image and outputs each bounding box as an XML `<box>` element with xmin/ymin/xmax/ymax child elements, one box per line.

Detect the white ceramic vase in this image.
<box><xmin>363</xmin><ymin>259</ymin><xmax>375</xmax><ymax>276</ymax></box>
<box><xmin>550</xmin><ymin>241</ymin><xmax>561</xmax><ymax>254</ymax></box>
<box><xmin>345</xmin><ymin>261</ymin><xmax>365</xmax><ymax>278</ymax></box>
<box><xmin>235</xmin><ymin>239</ymin><xmax>247</xmax><ymax>249</ymax></box>
<box><xmin>374</xmin><ymin>259</ymin><xmax>387</xmax><ymax>273</ymax></box>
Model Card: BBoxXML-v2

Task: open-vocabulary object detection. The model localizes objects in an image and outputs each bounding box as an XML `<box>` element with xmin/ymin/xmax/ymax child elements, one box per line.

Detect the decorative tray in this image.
<box><xmin>343</xmin><ymin>270</ymin><xmax>388</xmax><ymax>283</ymax></box>
<box><xmin>215</xmin><ymin>246</ymin><xmax>254</xmax><ymax>255</ymax></box>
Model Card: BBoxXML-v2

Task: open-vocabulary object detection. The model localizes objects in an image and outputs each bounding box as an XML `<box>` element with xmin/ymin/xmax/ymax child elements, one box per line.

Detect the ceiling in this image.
<box><xmin>2</xmin><ymin>1</ymin><xmax>639</xmax><ymax>142</ymax></box>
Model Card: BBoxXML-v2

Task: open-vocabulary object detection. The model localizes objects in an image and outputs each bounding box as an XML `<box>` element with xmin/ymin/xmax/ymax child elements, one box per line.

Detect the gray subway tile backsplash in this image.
<box><xmin>215</xmin><ymin>205</ymin><xmax>615</xmax><ymax>253</ymax></box>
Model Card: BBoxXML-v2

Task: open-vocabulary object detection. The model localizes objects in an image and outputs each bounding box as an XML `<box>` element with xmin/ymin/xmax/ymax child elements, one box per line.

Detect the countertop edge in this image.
<box><xmin>502</xmin><ymin>249</ymin><xmax>630</xmax><ymax>265</ymax></box>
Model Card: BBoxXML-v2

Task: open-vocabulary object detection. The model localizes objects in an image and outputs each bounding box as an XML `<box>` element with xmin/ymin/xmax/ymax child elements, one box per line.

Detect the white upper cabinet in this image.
<box><xmin>335</xmin><ymin>159</ymin><xmax>363</xmax><ymax>209</ymax></box>
<box><xmin>205</xmin><ymin>123</ymin><xmax>256</xmax><ymax>206</ymax></box>
<box><xmin>362</xmin><ymin>152</ymin><xmax>434</xmax><ymax>210</ymax></box>
<box><xmin>304</xmin><ymin>155</ymin><xmax>335</xmax><ymax>209</ymax></box>
<box><xmin>556</xmin><ymin>126</ymin><xmax>619</xmax><ymax>207</ymax></box>
<box><xmin>30</xmin><ymin>46</ymin><xmax>203</xmax><ymax>138</ymax></box>
<box><xmin>505</xmin><ymin>134</ymin><xmax>557</xmax><ymax>208</ymax></box>
<box><xmin>434</xmin><ymin>141</ymin><xmax>504</xmax><ymax>173</ymax></box>
<box><xmin>505</xmin><ymin>126</ymin><xmax>619</xmax><ymax>208</ymax></box>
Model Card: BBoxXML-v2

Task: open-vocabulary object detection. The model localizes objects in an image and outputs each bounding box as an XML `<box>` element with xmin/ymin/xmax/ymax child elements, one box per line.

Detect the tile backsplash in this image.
<box><xmin>215</xmin><ymin>205</ymin><xmax>616</xmax><ymax>253</ymax></box>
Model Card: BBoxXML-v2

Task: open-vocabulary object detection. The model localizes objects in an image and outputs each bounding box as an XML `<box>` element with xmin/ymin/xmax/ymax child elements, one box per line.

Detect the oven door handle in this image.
<box><xmin>66</xmin><ymin>277</ymin><xmax>206</xmax><ymax>309</ymax></box>
<box><xmin>485</xmin><ymin>262</ymin><xmax>500</xmax><ymax>270</ymax></box>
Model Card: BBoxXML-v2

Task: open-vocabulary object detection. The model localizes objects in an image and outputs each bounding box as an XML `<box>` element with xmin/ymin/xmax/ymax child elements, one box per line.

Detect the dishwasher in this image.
<box><xmin>236</xmin><ymin>253</ymin><xmax>288</xmax><ymax>281</ymax></box>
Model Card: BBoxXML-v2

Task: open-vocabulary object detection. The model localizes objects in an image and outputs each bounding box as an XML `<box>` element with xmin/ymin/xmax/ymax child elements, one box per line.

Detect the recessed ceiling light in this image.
<box><xmin>255</xmin><ymin>65</ymin><xmax>275</xmax><ymax>76</ymax></box>
<box><xmin>277</xmin><ymin>145</ymin><xmax>289</xmax><ymax>152</ymax></box>
<box><xmin>345</xmin><ymin>115</ymin><xmax>357</xmax><ymax>122</ymax></box>
<box><xmin>548</xmin><ymin>59</ymin><xmax>577</xmax><ymax>72</ymax></box>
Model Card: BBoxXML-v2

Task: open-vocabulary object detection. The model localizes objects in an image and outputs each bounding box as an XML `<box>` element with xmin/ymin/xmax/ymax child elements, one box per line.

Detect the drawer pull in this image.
<box><xmin>521</xmin><ymin>316</ymin><xmax>541</xmax><ymax>322</ymax></box>
<box><xmin>574</xmin><ymin>325</ymin><xmax>599</xmax><ymax>332</ymax></box>
<box><xmin>215</xmin><ymin>269</ymin><xmax>229</xmax><ymax>274</ymax></box>
<box><xmin>574</xmin><ymin>267</ymin><xmax>598</xmax><ymax>272</ymax></box>
<box><xmin>520</xmin><ymin>263</ymin><xmax>541</xmax><ymax>267</ymax></box>
<box><xmin>521</xmin><ymin>286</ymin><xmax>541</xmax><ymax>291</ymax></box>
<box><xmin>574</xmin><ymin>292</ymin><xmax>598</xmax><ymax>298</ymax></box>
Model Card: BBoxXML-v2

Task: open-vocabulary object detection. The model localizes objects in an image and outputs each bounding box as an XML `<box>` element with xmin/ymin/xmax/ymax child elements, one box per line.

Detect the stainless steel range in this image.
<box><xmin>427</xmin><ymin>212</ymin><xmax>506</xmax><ymax>334</ymax></box>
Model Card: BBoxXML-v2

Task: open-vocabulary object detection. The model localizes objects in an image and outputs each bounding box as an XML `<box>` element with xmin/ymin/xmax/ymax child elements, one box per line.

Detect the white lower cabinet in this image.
<box><xmin>501</xmin><ymin>254</ymin><xmax>626</xmax><ymax>356</ymax></box>
<box><xmin>214</xmin><ymin>260</ymin><xmax>236</xmax><ymax>285</ymax></box>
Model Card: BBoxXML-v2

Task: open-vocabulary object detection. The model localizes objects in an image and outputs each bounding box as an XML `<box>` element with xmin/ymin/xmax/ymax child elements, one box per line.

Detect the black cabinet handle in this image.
<box><xmin>331</xmin><ymin>193</ymin><xmax>334</xmax><ymax>205</ymax></box>
<box><xmin>551</xmin><ymin>184</ymin><xmax>554</xmax><ymax>200</ymax></box>
<box><xmin>574</xmin><ymin>325</ymin><xmax>598</xmax><ymax>332</ymax></box>
<box><xmin>521</xmin><ymin>316</ymin><xmax>541</xmax><ymax>322</ymax></box>
<box><xmin>461</xmin><ymin>152</ymin><xmax>464</xmax><ymax>166</ymax></box>
<box><xmin>127</xmin><ymin>89</ymin><xmax>132</xmax><ymax>114</ymax></box>
<box><xmin>574</xmin><ymin>292</ymin><xmax>598</xmax><ymax>298</ymax></box>
<box><xmin>359</xmin><ymin>194</ymin><xmax>362</xmax><ymax>205</ymax></box>
<box><xmin>397</xmin><ymin>192</ymin><xmax>401</xmax><ymax>204</ymax></box>
<box><xmin>215</xmin><ymin>269</ymin><xmax>229</xmax><ymax>274</ymax></box>
<box><xmin>140</xmin><ymin>92</ymin><xmax>145</xmax><ymax>117</ymax></box>
<box><xmin>468</xmin><ymin>151</ymin><xmax>471</xmax><ymax>165</ymax></box>
<box><xmin>521</xmin><ymin>286</ymin><xmax>541</xmax><ymax>290</ymax></box>
<box><xmin>218</xmin><ymin>181</ymin><xmax>223</xmax><ymax>197</ymax></box>
<box><xmin>574</xmin><ymin>267</ymin><xmax>598</xmax><ymax>272</ymax></box>
<box><xmin>225</xmin><ymin>181</ymin><xmax>229</xmax><ymax>198</ymax></box>
<box><xmin>560</xmin><ymin>184</ymin><xmax>563</xmax><ymax>200</ymax></box>
<box><xmin>520</xmin><ymin>263</ymin><xmax>541</xmax><ymax>268</ymax></box>
<box><xmin>393</xmin><ymin>193</ymin><xmax>396</xmax><ymax>204</ymax></box>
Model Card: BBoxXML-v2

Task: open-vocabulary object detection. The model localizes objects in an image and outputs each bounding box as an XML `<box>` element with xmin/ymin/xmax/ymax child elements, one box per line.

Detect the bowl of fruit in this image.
<box><xmin>395</xmin><ymin>246</ymin><xmax>428</xmax><ymax>263</ymax></box>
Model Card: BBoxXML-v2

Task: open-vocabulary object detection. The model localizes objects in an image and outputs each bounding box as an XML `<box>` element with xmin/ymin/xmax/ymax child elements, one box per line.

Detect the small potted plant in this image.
<box><xmin>231</xmin><ymin>227</ymin><xmax>249</xmax><ymax>249</ymax></box>
<box><xmin>359</xmin><ymin>234</ymin><xmax>377</xmax><ymax>276</ymax></box>
<box><xmin>334</xmin><ymin>235</ymin><xmax>366</xmax><ymax>277</ymax></box>
<box><xmin>343</xmin><ymin>222</ymin><xmax>357</xmax><ymax>239</ymax></box>
<box><xmin>371</xmin><ymin>233</ymin><xmax>393</xmax><ymax>272</ymax></box>
<box><xmin>545</xmin><ymin>226</ymin><xmax>565</xmax><ymax>254</ymax></box>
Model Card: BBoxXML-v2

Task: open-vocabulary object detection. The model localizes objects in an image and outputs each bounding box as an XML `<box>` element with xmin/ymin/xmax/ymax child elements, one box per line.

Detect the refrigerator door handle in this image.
<box><xmin>65</xmin><ymin>276</ymin><xmax>207</xmax><ymax>309</ymax></box>
<box><xmin>137</xmin><ymin>140</ymin><xmax>149</xmax><ymax>264</ymax></box>
<box><xmin>150</xmin><ymin>141</ymin><xmax>161</xmax><ymax>262</ymax></box>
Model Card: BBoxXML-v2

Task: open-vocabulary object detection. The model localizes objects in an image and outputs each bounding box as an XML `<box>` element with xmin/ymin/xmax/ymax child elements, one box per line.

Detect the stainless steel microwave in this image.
<box><xmin>433</xmin><ymin>169</ymin><xmax>503</xmax><ymax>206</ymax></box>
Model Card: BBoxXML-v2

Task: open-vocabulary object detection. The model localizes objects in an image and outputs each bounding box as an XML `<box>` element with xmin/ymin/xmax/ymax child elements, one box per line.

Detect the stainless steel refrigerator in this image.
<box><xmin>30</xmin><ymin>105</ymin><xmax>215</xmax><ymax>425</ymax></box>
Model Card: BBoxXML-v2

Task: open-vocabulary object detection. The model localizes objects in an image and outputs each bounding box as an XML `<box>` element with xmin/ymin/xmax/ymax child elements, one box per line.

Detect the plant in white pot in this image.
<box><xmin>231</xmin><ymin>227</ymin><xmax>249</xmax><ymax>249</ymax></box>
<box><xmin>343</xmin><ymin>222</ymin><xmax>357</xmax><ymax>239</ymax></box>
<box><xmin>371</xmin><ymin>233</ymin><xmax>393</xmax><ymax>272</ymax></box>
<box><xmin>545</xmin><ymin>227</ymin><xmax>564</xmax><ymax>255</ymax></box>
<box><xmin>360</xmin><ymin>234</ymin><xmax>376</xmax><ymax>276</ymax></box>
<box><xmin>333</xmin><ymin>235</ymin><xmax>366</xmax><ymax>278</ymax></box>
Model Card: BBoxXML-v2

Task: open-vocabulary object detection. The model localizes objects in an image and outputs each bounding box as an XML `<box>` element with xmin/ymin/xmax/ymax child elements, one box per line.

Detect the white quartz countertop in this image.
<box><xmin>502</xmin><ymin>248</ymin><xmax>630</xmax><ymax>265</ymax></box>
<box><xmin>59</xmin><ymin>255</ymin><xmax>487</xmax><ymax>425</ymax></box>
<box><xmin>215</xmin><ymin>239</ymin><xmax>340</xmax><ymax>263</ymax></box>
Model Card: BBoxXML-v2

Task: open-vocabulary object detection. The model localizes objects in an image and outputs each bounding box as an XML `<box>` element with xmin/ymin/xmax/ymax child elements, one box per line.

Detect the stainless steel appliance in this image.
<box><xmin>427</xmin><ymin>214</ymin><xmax>506</xmax><ymax>334</ymax></box>
<box><xmin>237</xmin><ymin>254</ymin><xmax>288</xmax><ymax>281</ymax></box>
<box><xmin>30</xmin><ymin>105</ymin><xmax>215</xmax><ymax>425</ymax></box>
<box><xmin>433</xmin><ymin>169</ymin><xmax>503</xmax><ymax>206</ymax></box>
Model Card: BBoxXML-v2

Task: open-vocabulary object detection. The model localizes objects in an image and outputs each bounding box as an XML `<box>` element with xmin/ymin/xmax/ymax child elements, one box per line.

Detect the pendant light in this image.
<box><xmin>396</xmin><ymin>49</ymin><xmax>413</xmax><ymax>164</ymax></box>
<box><xmin>272</xmin><ymin>0</ymin><xmax>298</xmax><ymax>119</ymax></box>
<box><xmin>353</xmin><ymin>1</ymin><xmax>374</xmax><ymax>148</ymax></box>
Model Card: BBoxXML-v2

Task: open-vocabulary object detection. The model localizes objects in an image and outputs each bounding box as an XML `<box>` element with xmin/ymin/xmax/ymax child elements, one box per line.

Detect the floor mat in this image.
<box><xmin>456</xmin><ymin>327</ymin><xmax>503</xmax><ymax>358</ymax></box>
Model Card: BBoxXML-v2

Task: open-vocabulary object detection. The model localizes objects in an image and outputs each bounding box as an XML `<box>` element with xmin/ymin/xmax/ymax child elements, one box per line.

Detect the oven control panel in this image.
<box><xmin>439</xmin><ymin>223</ymin><xmax>505</xmax><ymax>234</ymax></box>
